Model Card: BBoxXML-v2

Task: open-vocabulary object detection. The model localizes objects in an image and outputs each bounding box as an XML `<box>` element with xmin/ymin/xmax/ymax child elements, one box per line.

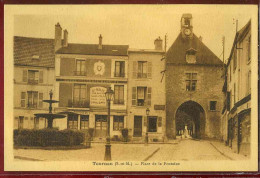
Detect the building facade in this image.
<box><xmin>54</xmin><ymin>23</ymin><xmax>129</xmax><ymax>139</ymax></box>
<box><xmin>13</xmin><ymin>36</ymin><xmax>55</xmax><ymax>129</ymax></box>
<box><xmin>127</xmin><ymin>38</ymin><xmax>166</xmax><ymax>142</ymax></box>
<box><xmin>166</xmin><ymin>14</ymin><xmax>224</xmax><ymax>139</ymax></box>
<box><xmin>222</xmin><ymin>20</ymin><xmax>251</xmax><ymax>156</ymax></box>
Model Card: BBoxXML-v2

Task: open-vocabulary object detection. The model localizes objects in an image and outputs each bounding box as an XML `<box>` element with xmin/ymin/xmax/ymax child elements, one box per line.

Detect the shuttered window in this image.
<box><xmin>132</xmin><ymin>87</ymin><xmax>152</xmax><ymax>106</ymax></box>
<box><xmin>147</xmin><ymin>87</ymin><xmax>152</xmax><ymax>106</ymax></box>
<box><xmin>21</xmin><ymin>92</ymin><xmax>26</xmax><ymax>107</ymax></box>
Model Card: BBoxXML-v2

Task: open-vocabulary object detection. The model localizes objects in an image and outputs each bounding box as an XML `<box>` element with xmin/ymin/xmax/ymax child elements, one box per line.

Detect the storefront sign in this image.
<box><xmin>154</xmin><ymin>105</ymin><xmax>165</xmax><ymax>110</ymax></box>
<box><xmin>90</xmin><ymin>87</ymin><xmax>107</xmax><ymax>106</ymax></box>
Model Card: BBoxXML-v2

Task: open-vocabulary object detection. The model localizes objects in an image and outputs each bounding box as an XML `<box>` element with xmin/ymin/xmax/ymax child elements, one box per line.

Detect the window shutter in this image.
<box><xmin>21</xmin><ymin>92</ymin><xmax>26</xmax><ymax>107</ymax></box>
<box><xmin>39</xmin><ymin>93</ymin><xmax>43</xmax><ymax>108</ymax></box>
<box><xmin>147</xmin><ymin>62</ymin><xmax>152</xmax><ymax>78</ymax></box>
<box><xmin>23</xmin><ymin>70</ymin><xmax>27</xmax><ymax>82</ymax></box>
<box><xmin>147</xmin><ymin>87</ymin><xmax>152</xmax><ymax>106</ymax></box>
<box><xmin>132</xmin><ymin>87</ymin><xmax>137</xmax><ymax>106</ymax></box>
<box><xmin>39</xmin><ymin>71</ymin><xmax>43</xmax><ymax>83</ymax></box>
<box><xmin>132</xmin><ymin>61</ymin><xmax>137</xmax><ymax>78</ymax></box>
<box><xmin>158</xmin><ymin>117</ymin><xmax>162</xmax><ymax>127</ymax></box>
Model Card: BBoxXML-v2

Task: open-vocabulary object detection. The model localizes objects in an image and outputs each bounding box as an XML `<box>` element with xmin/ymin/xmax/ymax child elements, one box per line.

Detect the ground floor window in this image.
<box><xmin>18</xmin><ymin>116</ymin><xmax>24</xmax><ymax>129</ymax></box>
<box><xmin>68</xmin><ymin>114</ymin><xmax>78</xmax><ymax>129</ymax></box>
<box><xmin>80</xmin><ymin>115</ymin><xmax>89</xmax><ymax>130</ymax></box>
<box><xmin>95</xmin><ymin>115</ymin><xmax>107</xmax><ymax>137</ymax></box>
<box><xmin>113</xmin><ymin>116</ymin><xmax>124</xmax><ymax>131</ymax></box>
<box><xmin>34</xmin><ymin>117</ymin><xmax>39</xmax><ymax>129</ymax></box>
<box><xmin>148</xmin><ymin>116</ymin><xmax>157</xmax><ymax>132</ymax></box>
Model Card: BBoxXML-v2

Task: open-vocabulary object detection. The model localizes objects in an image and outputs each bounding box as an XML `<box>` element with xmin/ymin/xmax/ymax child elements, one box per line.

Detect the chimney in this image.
<box><xmin>55</xmin><ymin>23</ymin><xmax>62</xmax><ymax>51</ymax></box>
<box><xmin>63</xmin><ymin>29</ymin><xmax>68</xmax><ymax>47</ymax></box>
<box><xmin>199</xmin><ymin>36</ymin><xmax>202</xmax><ymax>41</ymax></box>
<box><xmin>154</xmin><ymin>36</ymin><xmax>163</xmax><ymax>50</ymax></box>
<box><xmin>98</xmin><ymin>34</ymin><xmax>102</xmax><ymax>49</ymax></box>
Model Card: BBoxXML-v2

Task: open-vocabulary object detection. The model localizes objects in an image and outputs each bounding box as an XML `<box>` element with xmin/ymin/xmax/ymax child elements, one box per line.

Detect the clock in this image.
<box><xmin>184</xmin><ymin>29</ymin><xmax>191</xmax><ymax>36</ymax></box>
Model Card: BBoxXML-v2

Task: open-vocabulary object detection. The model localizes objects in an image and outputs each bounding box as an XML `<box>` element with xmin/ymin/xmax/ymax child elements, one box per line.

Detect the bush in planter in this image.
<box><xmin>121</xmin><ymin>128</ymin><xmax>129</xmax><ymax>142</ymax></box>
<box><xmin>15</xmin><ymin>128</ymin><xmax>84</xmax><ymax>147</ymax></box>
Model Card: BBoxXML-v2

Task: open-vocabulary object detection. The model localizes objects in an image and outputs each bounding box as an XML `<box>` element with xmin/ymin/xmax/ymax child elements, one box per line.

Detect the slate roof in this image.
<box><xmin>14</xmin><ymin>36</ymin><xmax>55</xmax><ymax>68</ymax></box>
<box><xmin>56</xmin><ymin>43</ymin><xmax>129</xmax><ymax>56</ymax></box>
<box><xmin>166</xmin><ymin>33</ymin><xmax>223</xmax><ymax>65</ymax></box>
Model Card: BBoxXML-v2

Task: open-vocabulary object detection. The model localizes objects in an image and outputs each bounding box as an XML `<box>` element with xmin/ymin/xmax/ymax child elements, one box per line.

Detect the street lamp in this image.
<box><xmin>104</xmin><ymin>87</ymin><xmax>114</xmax><ymax>161</ymax></box>
<box><xmin>145</xmin><ymin>108</ymin><xmax>150</xmax><ymax>145</ymax></box>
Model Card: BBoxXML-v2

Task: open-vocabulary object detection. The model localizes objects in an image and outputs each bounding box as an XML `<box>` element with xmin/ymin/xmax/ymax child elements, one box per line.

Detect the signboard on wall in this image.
<box><xmin>90</xmin><ymin>87</ymin><xmax>107</xmax><ymax>107</ymax></box>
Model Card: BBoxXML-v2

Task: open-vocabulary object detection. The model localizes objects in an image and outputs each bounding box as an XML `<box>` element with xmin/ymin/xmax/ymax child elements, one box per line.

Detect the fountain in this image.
<box><xmin>34</xmin><ymin>90</ymin><xmax>65</xmax><ymax>128</ymax></box>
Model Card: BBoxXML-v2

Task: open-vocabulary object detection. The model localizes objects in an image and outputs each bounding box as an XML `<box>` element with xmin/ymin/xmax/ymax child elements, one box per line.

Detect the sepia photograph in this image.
<box><xmin>4</xmin><ymin>4</ymin><xmax>258</xmax><ymax>172</ymax></box>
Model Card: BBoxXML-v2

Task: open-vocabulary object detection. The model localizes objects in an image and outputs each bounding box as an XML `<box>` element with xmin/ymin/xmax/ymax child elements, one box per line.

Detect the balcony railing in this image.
<box><xmin>74</xmin><ymin>71</ymin><xmax>87</xmax><ymax>76</ymax></box>
<box><xmin>137</xmin><ymin>73</ymin><xmax>147</xmax><ymax>78</ymax></box>
<box><xmin>114</xmin><ymin>99</ymin><xmax>124</xmax><ymax>105</ymax></box>
<box><xmin>114</xmin><ymin>72</ymin><xmax>125</xmax><ymax>78</ymax></box>
<box><xmin>28</xmin><ymin>79</ymin><xmax>39</xmax><ymax>84</ymax></box>
<box><xmin>68</xmin><ymin>99</ymin><xmax>89</xmax><ymax>108</ymax></box>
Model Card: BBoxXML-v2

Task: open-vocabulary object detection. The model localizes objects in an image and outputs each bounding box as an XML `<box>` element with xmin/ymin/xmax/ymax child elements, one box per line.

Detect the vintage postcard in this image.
<box><xmin>4</xmin><ymin>5</ymin><xmax>258</xmax><ymax>172</ymax></box>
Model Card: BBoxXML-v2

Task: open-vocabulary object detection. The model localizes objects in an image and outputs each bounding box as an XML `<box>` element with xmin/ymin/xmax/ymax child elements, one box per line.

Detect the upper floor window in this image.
<box><xmin>73</xmin><ymin>84</ymin><xmax>86</xmax><ymax>108</ymax></box>
<box><xmin>114</xmin><ymin>85</ymin><xmax>124</xmax><ymax>105</ymax></box>
<box><xmin>186</xmin><ymin>48</ymin><xmax>197</xmax><ymax>64</ymax></box>
<box><xmin>115</xmin><ymin>61</ymin><xmax>125</xmax><ymax>77</ymax></box>
<box><xmin>75</xmin><ymin>59</ymin><xmax>86</xmax><ymax>76</ymax></box>
<box><xmin>185</xmin><ymin>73</ymin><xmax>197</xmax><ymax>91</ymax></box>
<box><xmin>132</xmin><ymin>86</ymin><xmax>152</xmax><ymax>106</ymax></box>
<box><xmin>27</xmin><ymin>91</ymin><xmax>38</xmax><ymax>108</ymax></box>
<box><xmin>138</xmin><ymin>61</ymin><xmax>147</xmax><ymax>78</ymax></box>
<box><xmin>248</xmin><ymin>35</ymin><xmax>251</xmax><ymax>62</ymax></box>
<box><xmin>209</xmin><ymin>101</ymin><xmax>217</xmax><ymax>111</ymax></box>
<box><xmin>23</xmin><ymin>69</ymin><xmax>43</xmax><ymax>84</ymax></box>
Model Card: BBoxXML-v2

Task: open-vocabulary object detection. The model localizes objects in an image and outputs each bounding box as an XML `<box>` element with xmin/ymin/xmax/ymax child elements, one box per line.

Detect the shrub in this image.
<box><xmin>121</xmin><ymin>128</ymin><xmax>129</xmax><ymax>142</ymax></box>
<box><xmin>14</xmin><ymin>129</ymin><xmax>84</xmax><ymax>147</ymax></box>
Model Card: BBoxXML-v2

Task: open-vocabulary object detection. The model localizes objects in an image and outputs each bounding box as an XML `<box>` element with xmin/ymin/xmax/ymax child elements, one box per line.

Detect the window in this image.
<box><xmin>138</xmin><ymin>61</ymin><xmax>147</xmax><ymax>78</ymax></box>
<box><xmin>28</xmin><ymin>70</ymin><xmax>39</xmax><ymax>84</ymax></box>
<box><xmin>34</xmin><ymin>117</ymin><xmax>39</xmax><ymax>129</ymax></box>
<box><xmin>73</xmin><ymin>84</ymin><xmax>86</xmax><ymax>108</ymax></box>
<box><xmin>68</xmin><ymin>114</ymin><xmax>78</xmax><ymax>129</ymax></box>
<box><xmin>80</xmin><ymin>115</ymin><xmax>89</xmax><ymax>130</ymax></box>
<box><xmin>210</xmin><ymin>101</ymin><xmax>217</xmax><ymax>111</ymax></box>
<box><xmin>137</xmin><ymin>87</ymin><xmax>147</xmax><ymax>106</ymax></box>
<box><xmin>75</xmin><ymin>59</ymin><xmax>86</xmax><ymax>76</ymax></box>
<box><xmin>18</xmin><ymin>116</ymin><xmax>24</xmax><ymax>129</ymax></box>
<box><xmin>113</xmin><ymin>116</ymin><xmax>124</xmax><ymax>131</ymax></box>
<box><xmin>27</xmin><ymin>91</ymin><xmax>38</xmax><ymax>108</ymax></box>
<box><xmin>184</xmin><ymin>18</ymin><xmax>190</xmax><ymax>26</ymax></box>
<box><xmin>185</xmin><ymin>73</ymin><xmax>197</xmax><ymax>91</ymax></box>
<box><xmin>248</xmin><ymin>35</ymin><xmax>251</xmax><ymax>62</ymax></box>
<box><xmin>148</xmin><ymin>117</ymin><xmax>157</xmax><ymax>132</ymax></box>
<box><xmin>115</xmin><ymin>61</ymin><xmax>125</xmax><ymax>77</ymax></box>
<box><xmin>186</xmin><ymin>49</ymin><xmax>197</xmax><ymax>63</ymax></box>
<box><xmin>114</xmin><ymin>85</ymin><xmax>124</xmax><ymax>105</ymax></box>
<box><xmin>21</xmin><ymin>92</ymin><xmax>26</xmax><ymax>107</ymax></box>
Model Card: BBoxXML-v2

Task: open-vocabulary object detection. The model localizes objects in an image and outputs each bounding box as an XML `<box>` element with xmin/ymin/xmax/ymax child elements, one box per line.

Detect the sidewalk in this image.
<box><xmin>209</xmin><ymin>140</ymin><xmax>248</xmax><ymax>160</ymax></box>
<box><xmin>14</xmin><ymin>143</ymin><xmax>162</xmax><ymax>161</ymax></box>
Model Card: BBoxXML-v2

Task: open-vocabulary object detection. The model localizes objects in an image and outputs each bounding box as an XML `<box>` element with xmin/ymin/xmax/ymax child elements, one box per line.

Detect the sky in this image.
<box><xmin>13</xmin><ymin>5</ymin><xmax>255</xmax><ymax>63</ymax></box>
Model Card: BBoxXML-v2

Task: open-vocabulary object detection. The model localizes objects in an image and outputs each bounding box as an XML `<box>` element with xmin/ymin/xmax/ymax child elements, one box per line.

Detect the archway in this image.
<box><xmin>175</xmin><ymin>101</ymin><xmax>205</xmax><ymax>139</ymax></box>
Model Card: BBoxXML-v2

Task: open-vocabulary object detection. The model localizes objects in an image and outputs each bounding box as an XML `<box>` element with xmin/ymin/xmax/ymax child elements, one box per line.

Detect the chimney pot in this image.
<box><xmin>154</xmin><ymin>36</ymin><xmax>163</xmax><ymax>50</ymax></box>
<box><xmin>55</xmin><ymin>22</ymin><xmax>62</xmax><ymax>51</ymax></box>
<box><xmin>98</xmin><ymin>34</ymin><xmax>103</xmax><ymax>49</ymax></box>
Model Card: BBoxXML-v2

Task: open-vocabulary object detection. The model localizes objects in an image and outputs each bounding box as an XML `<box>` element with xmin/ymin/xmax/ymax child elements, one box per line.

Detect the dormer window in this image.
<box><xmin>186</xmin><ymin>48</ymin><xmax>197</xmax><ymax>63</ymax></box>
<box><xmin>184</xmin><ymin>18</ymin><xmax>190</xmax><ymax>27</ymax></box>
<box><xmin>32</xmin><ymin>55</ymin><xmax>40</xmax><ymax>60</ymax></box>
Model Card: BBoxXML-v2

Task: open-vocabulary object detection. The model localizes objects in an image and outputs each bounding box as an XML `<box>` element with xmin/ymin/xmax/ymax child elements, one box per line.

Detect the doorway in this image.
<box><xmin>95</xmin><ymin>115</ymin><xmax>107</xmax><ymax>137</ymax></box>
<box><xmin>133</xmin><ymin>116</ymin><xmax>142</xmax><ymax>137</ymax></box>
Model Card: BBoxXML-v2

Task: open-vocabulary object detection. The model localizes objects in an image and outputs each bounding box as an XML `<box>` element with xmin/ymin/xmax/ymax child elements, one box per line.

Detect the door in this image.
<box><xmin>134</xmin><ymin>116</ymin><xmax>142</xmax><ymax>137</ymax></box>
<box><xmin>95</xmin><ymin>115</ymin><xmax>107</xmax><ymax>137</ymax></box>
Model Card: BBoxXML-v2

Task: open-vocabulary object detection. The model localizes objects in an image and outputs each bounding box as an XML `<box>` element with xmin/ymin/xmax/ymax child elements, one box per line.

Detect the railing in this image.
<box><xmin>137</xmin><ymin>73</ymin><xmax>147</xmax><ymax>78</ymax></box>
<box><xmin>68</xmin><ymin>99</ymin><xmax>89</xmax><ymax>108</ymax></box>
<box><xmin>74</xmin><ymin>71</ymin><xmax>87</xmax><ymax>76</ymax></box>
<box><xmin>27</xmin><ymin>103</ymin><xmax>37</xmax><ymax>108</ymax></box>
<box><xmin>114</xmin><ymin>72</ymin><xmax>125</xmax><ymax>78</ymax></box>
<box><xmin>113</xmin><ymin>99</ymin><xmax>124</xmax><ymax>105</ymax></box>
<box><xmin>28</xmin><ymin>79</ymin><xmax>39</xmax><ymax>84</ymax></box>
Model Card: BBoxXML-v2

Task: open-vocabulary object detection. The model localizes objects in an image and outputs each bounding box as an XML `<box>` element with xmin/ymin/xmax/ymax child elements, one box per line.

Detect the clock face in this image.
<box><xmin>184</xmin><ymin>29</ymin><xmax>191</xmax><ymax>35</ymax></box>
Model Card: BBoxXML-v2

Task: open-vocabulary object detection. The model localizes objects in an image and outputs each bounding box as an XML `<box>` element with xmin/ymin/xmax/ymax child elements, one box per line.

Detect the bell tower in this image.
<box><xmin>181</xmin><ymin>13</ymin><xmax>193</xmax><ymax>39</ymax></box>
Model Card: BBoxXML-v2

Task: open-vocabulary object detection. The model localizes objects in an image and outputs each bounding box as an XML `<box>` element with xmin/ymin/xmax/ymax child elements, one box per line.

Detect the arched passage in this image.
<box><xmin>175</xmin><ymin>101</ymin><xmax>205</xmax><ymax>139</ymax></box>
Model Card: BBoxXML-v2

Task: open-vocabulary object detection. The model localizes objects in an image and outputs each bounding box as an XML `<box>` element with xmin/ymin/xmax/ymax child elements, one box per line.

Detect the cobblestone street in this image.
<box><xmin>14</xmin><ymin>138</ymin><xmax>247</xmax><ymax>161</ymax></box>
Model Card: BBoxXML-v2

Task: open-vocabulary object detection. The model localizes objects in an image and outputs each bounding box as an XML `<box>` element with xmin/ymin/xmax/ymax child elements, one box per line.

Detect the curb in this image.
<box><xmin>14</xmin><ymin>156</ymin><xmax>44</xmax><ymax>161</ymax></box>
<box><xmin>210</xmin><ymin>142</ymin><xmax>233</xmax><ymax>160</ymax></box>
<box><xmin>143</xmin><ymin>148</ymin><xmax>160</xmax><ymax>161</ymax></box>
